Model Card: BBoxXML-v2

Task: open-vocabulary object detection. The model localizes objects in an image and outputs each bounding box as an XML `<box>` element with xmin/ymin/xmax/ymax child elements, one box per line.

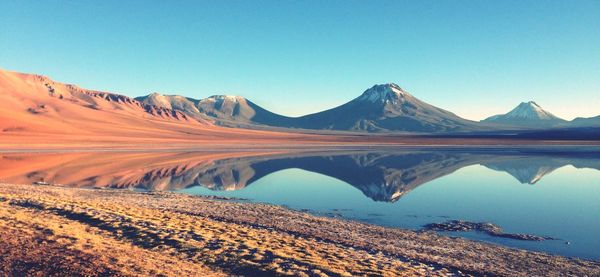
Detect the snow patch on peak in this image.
<box><xmin>518</xmin><ymin>101</ymin><xmax>542</xmax><ymax>110</ymax></box>
<box><xmin>204</xmin><ymin>95</ymin><xmax>245</xmax><ymax>102</ymax></box>
<box><xmin>358</xmin><ymin>83</ymin><xmax>410</xmax><ymax>103</ymax></box>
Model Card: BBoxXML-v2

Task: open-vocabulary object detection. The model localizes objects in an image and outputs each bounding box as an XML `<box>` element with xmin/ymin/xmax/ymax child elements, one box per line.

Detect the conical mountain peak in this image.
<box><xmin>505</xmin><ymin>101</ymin><xmax>559</xmax><ymax>120</ymax></box>
<box><xmin>483</xmin><ymin>101</ymin><xmax>566</xmax><ymax>127</ymax></box>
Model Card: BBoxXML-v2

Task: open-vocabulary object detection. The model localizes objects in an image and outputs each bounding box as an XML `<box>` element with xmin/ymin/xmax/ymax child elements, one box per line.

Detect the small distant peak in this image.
<box><xmin>488</xmin><ymin>100</ymin><xmax>564</xmax><ymax>121</ymax></box>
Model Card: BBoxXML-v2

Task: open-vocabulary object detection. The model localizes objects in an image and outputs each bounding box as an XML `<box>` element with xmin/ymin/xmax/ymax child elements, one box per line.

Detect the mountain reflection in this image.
<box><xmin>1</xmin><ymin>150</ymin><xmax>599</xmax><ymax>202</ymax></box>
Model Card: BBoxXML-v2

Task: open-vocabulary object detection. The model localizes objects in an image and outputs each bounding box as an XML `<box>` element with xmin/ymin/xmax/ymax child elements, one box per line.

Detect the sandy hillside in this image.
<box><xmin>0</xmin><ymin>69</ymin><xmax>320</xmax><ymax>147</ymax></box>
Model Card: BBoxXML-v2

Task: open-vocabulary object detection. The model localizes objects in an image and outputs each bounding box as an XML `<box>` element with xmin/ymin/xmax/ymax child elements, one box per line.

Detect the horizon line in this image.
<box><xmin>1</xmin><ymin>66</ymin><xmax>594</xmax><ymax>122</ymax></box>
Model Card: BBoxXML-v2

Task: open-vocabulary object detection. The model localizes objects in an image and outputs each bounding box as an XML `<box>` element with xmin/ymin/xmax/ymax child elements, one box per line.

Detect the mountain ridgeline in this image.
<box><xmin>3</xmin><ymin>68</ymin><xmax>599</xmax><ymax>135</ymax></box>
<box><xmin>135</xmin><ymin>93</ymin><xmax>296</xmax><ymax>128</ymax></box>
<box><xmin>137</xmin><ymin>84</ymin><xmax>489</xmax><ymax>132</ymax></box>
<box><xmin>136</xmin><ymin>84</ymin><xmax>600</xmax><ymax>133</ymax></box>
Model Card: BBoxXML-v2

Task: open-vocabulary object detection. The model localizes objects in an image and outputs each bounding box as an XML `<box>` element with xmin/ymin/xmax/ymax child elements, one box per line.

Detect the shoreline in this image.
<box><xmin>0</xmin><ymin>183</ymin><xmax>598</xmax><ymax>276</ymax></box>
<box><xmin>2</xmin><ymin>143</ymin><xmax>600</xmax><ymax>153</ymax></box>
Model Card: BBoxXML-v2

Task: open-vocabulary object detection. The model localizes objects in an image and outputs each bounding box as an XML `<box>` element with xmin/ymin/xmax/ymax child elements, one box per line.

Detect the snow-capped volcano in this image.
<box><xmin>292</xmin><ymin>83</ymin><xmax>481</xmax><ymax>132</ymax></box>
<box><xmin>483</xmin><ymin>101</ymin><xmax>566</xmax><ymax>127</ymax></box>
<box><xmin>492</xmin><ymin>101</ymin><xmax>559</xmax><ymax>120</ymax></box>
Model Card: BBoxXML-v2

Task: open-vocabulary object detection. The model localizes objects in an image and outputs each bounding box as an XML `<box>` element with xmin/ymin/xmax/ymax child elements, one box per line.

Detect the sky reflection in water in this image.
<box><xmin>1</xmin><ymin>149</ymin><xmax>599</xmax><ymax>259</ymax></box>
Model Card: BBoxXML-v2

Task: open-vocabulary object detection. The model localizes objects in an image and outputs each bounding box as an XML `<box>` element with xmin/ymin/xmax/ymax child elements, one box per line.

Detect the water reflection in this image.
<box><xmin>1</xmin><ymin>150</ymin><xmax>599</xmax><ymax>202</ymax></box>
<box><xmin>1</xmin><ymin>149</ymin><xmax>599</xmax><ymax>259</ymax></box>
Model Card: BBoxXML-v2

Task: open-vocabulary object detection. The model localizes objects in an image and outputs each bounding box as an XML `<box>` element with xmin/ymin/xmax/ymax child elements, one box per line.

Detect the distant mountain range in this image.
<box><xmin>137</xmin><ymin>83</ymin><xmax>599</xmax><ymax>132</ymax></box>
<box><xmin>135</xmin><ymin>93</ymin><xmax>296</xmax><ymax>128</ymax></box>
<box><xmin>2</xmin><ymin>68</ymin><xmax>599</xmax><ymax>136</ymax></box>
<box><xmin>570</xmin><ymin>115</ymin><xmax>600</xmax><ymax>127</ymax></box>
<box><xmin>136</xmin><ymin>84</ymin><xmax>484</xmax><ymax>132</ymax></box>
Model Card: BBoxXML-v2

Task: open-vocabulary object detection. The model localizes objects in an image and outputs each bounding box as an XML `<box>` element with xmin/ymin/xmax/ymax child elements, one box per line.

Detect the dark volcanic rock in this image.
<box><xmin>423</xmin><ymin>220</ymin><xmax>556</xmax><ymax>241</ymax></box>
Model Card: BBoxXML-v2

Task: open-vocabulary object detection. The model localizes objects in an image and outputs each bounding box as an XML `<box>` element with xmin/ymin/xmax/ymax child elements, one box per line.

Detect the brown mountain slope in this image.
<box><xmin>0</xmin><ymin>69</ymin><xmax>315</xmax><ymax>147</ymax></box>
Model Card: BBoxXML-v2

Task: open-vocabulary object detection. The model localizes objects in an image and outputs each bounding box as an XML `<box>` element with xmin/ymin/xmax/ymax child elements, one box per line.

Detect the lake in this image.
<box><xmin>1</xmin><ymin>147</ymin><xmax>599</xmax><ymax>260</ymax></box>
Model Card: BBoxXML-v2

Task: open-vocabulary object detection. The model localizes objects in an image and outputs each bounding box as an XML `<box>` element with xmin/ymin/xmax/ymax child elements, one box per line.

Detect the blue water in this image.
<box><xmin>181</xmin><ymin>156</ymin><xmax>600</xmax><ymax>260</ymax></box>
<box><xmin>3</xmin><ymin>149</ymin><xmax>599</xmax><ymax>259</ymax></box>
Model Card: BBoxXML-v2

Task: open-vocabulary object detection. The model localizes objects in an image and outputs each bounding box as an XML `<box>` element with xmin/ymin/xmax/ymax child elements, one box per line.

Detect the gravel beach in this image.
<box><xmin>0</xmin><ymin>183</ymin><xmax>598</xmax><ymax>276</ymax></box>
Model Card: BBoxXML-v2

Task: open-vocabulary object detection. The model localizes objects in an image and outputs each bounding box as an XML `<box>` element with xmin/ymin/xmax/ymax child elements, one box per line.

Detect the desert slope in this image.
<box><xmin>0</xmin><ymin>69</ymin><xmax>317</xmax><ymax>147</ymax></box>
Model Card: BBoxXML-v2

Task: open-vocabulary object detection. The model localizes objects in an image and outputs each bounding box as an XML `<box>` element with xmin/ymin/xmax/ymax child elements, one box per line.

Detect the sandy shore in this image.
<box><xmin>0</xmin><ymin>183</ymin><xmax>598</xmax><ymax>276</ymax></box>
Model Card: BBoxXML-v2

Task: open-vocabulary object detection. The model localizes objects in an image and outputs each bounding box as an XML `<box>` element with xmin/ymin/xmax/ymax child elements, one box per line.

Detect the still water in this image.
<box><xmin>1</xmin><ymin>148</ymin><xmax>599</xmax><ymax>259</ymax></box>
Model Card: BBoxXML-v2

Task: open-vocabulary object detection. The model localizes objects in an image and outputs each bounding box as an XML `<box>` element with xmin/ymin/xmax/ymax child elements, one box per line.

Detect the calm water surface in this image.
<box><xmin>1</xmin><ymin>148</ymin><xmax>599</xmax><ymax>259</ymax></box>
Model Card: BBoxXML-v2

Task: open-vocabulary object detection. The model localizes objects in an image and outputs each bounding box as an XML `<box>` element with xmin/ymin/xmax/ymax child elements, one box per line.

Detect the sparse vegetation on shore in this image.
<box><xmin>0</xmin><ymin>183</ymin><xmax>598</xmax><ymax>276</ymax></box>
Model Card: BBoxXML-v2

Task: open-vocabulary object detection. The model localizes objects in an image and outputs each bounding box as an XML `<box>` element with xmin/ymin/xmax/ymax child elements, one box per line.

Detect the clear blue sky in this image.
<box><xmin>1</xmin><ymin>0</ymin><xmax>599</xmax><ymax>120</ymax></box>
